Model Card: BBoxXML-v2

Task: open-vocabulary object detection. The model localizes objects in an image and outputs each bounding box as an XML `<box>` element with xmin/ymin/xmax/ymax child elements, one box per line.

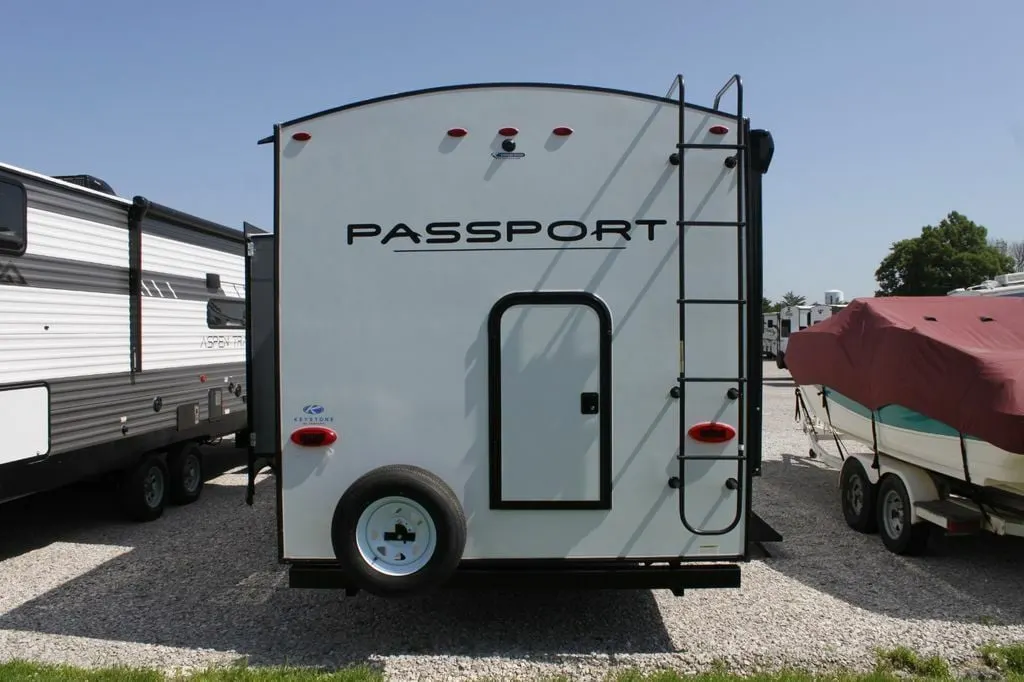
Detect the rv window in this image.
<box><xmin>781</xmin><ymin>319</ymin><xmax>791</xmax><ymax>337</ymax></box>
<box><xmin>0</xmin><ymin>177</ymin><xmax>27</xmax><ymax>256</ymax></box>
<box><xmin>207</xmin><ymin>297</ymin><xmax>246</xmax><ymax>329</ymax></box>
<box><xmin>766</xmin><ymin>319</ymin><xmax>774</xmax><ymax>327</ymax></box>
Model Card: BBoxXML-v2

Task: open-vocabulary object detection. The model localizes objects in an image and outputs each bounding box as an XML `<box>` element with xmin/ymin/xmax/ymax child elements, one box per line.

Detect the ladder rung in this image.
<box><xmin>677</xmin><ymin>455</ymin><xmax>747</xmax><ymax>461</ymax></box>
<box><xmin>678</xmin><ymin>220</ymin><xmax>746</xmax><ymax>227</ymax></box>
<box><xmin>679</xmin><ymin>377</ymin><xmax>747</xmax><ymax>383</ymax></box>
<box><xmin>678</xmin><ymin>298</ymin><xmax>746</xmax><ymax>304</ymax></box>
<box><xmin>677</xmin><ymin>143</ymin><xmax>745</xmax><ymax>151</ymax></box>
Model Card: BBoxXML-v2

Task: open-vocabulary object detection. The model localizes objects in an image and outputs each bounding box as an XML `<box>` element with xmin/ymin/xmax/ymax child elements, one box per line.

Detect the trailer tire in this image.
<box><xmin>839</xmin><ymin>457</ymin><xmax>877</xmax><ymax>533</ymax></box>
<box><xmin>331</xmin><ymin>464</ymin><xmax>467</xmax><ymax>597</ymax></box>
<box><xmin>118</xmin><ymin>452</ymin><xmax>168</xmax><ymax>522</ymax></box>
<box><xmin>167</xmin><ymin>443</ymin><xmax>204</xmax><ymax>505</ymax></box>
<box><xmin>776</xmin><ymin>352</ymin><xmax>786</xmax><ymax>369</ymax></box>
<box><xmin>876</xmin><ymin>473</ymin><xmax>931</xmax><ymax>555</ymax></box>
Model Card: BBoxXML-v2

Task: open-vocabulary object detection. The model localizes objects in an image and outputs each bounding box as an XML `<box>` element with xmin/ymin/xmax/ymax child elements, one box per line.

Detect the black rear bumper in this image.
<box><xmin>287</xmin><ymin>559</ymin><xmax>741</xmax><ymax>594</ymax></box>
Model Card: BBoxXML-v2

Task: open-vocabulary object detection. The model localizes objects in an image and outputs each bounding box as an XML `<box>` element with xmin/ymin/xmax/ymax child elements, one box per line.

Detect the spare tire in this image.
<box><xmin>330</xmin><ymin>464</ymin><xmax>467</xmax><ymax>597</ymax></box>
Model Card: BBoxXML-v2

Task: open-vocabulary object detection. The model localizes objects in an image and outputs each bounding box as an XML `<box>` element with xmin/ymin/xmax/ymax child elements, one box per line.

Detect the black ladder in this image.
<box><xmin>672</xmin><ymin>74</ymin><xmax>748</xmax><ymax>537</ymax></box>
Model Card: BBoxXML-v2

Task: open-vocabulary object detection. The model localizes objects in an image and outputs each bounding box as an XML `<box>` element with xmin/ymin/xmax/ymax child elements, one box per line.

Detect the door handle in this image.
<box><xmin>580</xmin><ymin>392</ymin><xmax>599</xmax><ymax>414</ymax></box>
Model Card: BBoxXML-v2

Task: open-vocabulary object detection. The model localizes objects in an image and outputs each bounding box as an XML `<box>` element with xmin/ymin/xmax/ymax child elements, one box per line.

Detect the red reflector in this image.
<box><xmin>687</xmin><ymin>422</ymin><xmax>736</xmax><ymax>443</ymax></box>
<box><xmin>198</xmin><ymin>374</ymin><xmax>207</xmax><ymax>383</ymax></box>
<box><xmin>552</xmin><ymin>126</ymin><xmax>574</xmax><ymax>136</ymax></box>
<box><xmin>291</xmin><ymin>131</ymin><xmax>312</xmax><ymax>141</ymax></box>
<box><xmin>708</xmin><ymin>125</ymin><xmax>729</xmax><ymax>135</ymax></box>
<box><xmin>447</xmin><ymin>127</ymin><xmax>468</xmax><ymax>137</ymax></box>
<box><xmin>498</xmin><ymin>127</ymin><xmax>519</xmax><ymax>137</ymax></box>
<box><xmin>290</xmin><ymin>426</ymin><xmax>338</xmax><ymax>447</ymax></box>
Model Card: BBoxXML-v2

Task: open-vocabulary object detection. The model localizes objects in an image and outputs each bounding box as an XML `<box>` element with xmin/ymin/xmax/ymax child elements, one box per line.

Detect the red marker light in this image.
<box><xmin>291</xmin><ymin>131</ymin><xmax>312</xmax><ymax>141</ymax></box>
<box><xmin>290</xmin><ymin>426</ymin><xmax>338</xmax><ymax>447</ymax></box>
<box><xmin>498</xmin><ymin>127</ymin><xmax>519</xmax><ymax>137</ymax></box>
<box><xmin>198</xmin><ymin>374</ymin><xmax>207</xmax><ymax>383</ymax></box>
<box><xmin>687</xmin><ymin>421</ymin><xmax>736</xmax><ymax>443</ymax></box>
<box><xmin>552</xmin><ymin>126</ymin><xmax>574</xmax><ymax>136</ymax></box>
<box><xmin>447</xmin><ymin>127</ymin><xmax>468</xmax><ymax>137</ymax></box>
<box><xmin>708</xmin><ymin>125</ymin><xmax>729</xmax><ymax>136</ymax></box>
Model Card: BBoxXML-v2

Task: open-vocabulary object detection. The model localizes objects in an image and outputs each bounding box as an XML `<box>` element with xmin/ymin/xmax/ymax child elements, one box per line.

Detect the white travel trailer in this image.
<box><xmin>775</xmin><ymin>297</ymin><xmax>846</xmax><ymax>369</ymax></box>
<box><xmin>762</xmin><ymin>311</ymin><xmax>780</xmax><ymax>359</ymax></box>
<box><xmin>775</xmin><ymin>304</ymin><xmax>809</xmax><ymax>369</ymax></box>
<box><xmin>246</xmin><ymin>76</ymin><xmax>780</xmax><ymax>598</ymax></box>
<box><xmin>0</xmin><ymin>161</ymin><xmax>251</xmax><ymax>521</ymax></box>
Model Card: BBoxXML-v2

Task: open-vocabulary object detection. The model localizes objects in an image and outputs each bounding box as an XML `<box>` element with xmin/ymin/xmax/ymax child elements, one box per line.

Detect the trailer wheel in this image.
<box><xmin>167</xmin><ymin>443</ymin><xmax>204</xmax><ymax>505</ymax></box>
<box><xmin>776</xmin><ymin>352</ymin><xmax>786</xmax><ymax>369</ymax></box>
<box><xmin>118</xmin><ymin>452</ymin><xmax>169</xmax><ymax>522</ymax></box>
<box><xmin>839</xmin><ymin>457</ymin><xmax>877</xmax><ymax>533</ymax></box>
<box><xmin>876</xmin><ymin>473</ymin><xmax>930</xmax><ymax>555</ymax></box>
<box><xmin>331</xmin><ymin>464</ymin><xmax>467</xmax><ymax>598</ymax></box>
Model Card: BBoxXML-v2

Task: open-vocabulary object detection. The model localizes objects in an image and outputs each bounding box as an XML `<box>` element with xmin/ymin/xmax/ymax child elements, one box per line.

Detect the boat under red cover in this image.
<box><xmin>785</xmin><ymin>296</ymin><xmax>1024</xmax><ymax>455</ymax></box>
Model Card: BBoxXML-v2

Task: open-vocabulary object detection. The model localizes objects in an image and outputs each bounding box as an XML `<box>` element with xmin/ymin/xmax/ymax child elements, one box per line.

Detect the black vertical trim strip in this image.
<box><xmin>127</xmin><ymin>196</ymin><xmax>148</xmax><ymax>376</ymax></box>
<box><xmin>486</xmin><ymin>290</ymin><xmax>613</xmax><ymax>511</ymax></box>
<box><xmin>743</xmin><ymin>121</ymin><xmax>763</xmax><ymax>557</ymax></box>
<box><xmin>743</xmin><ymin>125</ymin><xmax>778</xmax><ymax>557</ymax></box>
<box><xmin>272</xmin><ymin>124</ymin><xmax>286</xmax><ymax>564</ymax></box>
<box><xmin>242</xmin><ymin>223</ymin><xmax>257</xmax><ymax>432</ymax></box>
<box><xmin>745</xmin><ymin>123</ymin><xmax>768</xmax><ymax>481</ymax></box>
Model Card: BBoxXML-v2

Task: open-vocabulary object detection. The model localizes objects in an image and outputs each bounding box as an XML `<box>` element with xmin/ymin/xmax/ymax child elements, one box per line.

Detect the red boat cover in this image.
<box><xmin>785</xmin><ymin>296</ymin><xmax>1024</xmax><ymax>454</ymax></box>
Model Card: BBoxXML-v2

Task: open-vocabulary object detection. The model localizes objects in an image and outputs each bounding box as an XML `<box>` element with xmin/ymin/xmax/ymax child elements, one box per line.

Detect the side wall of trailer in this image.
<box><xmin>0</xmin><ymin>165</ymin><xmax>248</xmax><ymax>503</ymax></box>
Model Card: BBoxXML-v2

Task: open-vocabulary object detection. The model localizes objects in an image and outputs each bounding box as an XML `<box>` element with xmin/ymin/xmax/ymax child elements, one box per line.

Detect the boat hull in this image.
<box><xmin>797</xmin><ymin>385</ymin><xmax>1024</xmax><ymax>495</ymax></box>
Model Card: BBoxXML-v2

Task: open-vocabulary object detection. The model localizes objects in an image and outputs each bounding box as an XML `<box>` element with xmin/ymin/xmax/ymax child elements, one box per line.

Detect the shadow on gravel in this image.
<box><xmin>0</xmin><ymin>443</ymin><xmax>247</xmax><ymax>561</ymax></box>
<box><xmin>0</xmin><ymin>473</ymin><xmax>675</xmax><ymax>670</ymax></box>
<box><xmin>753</xmin><ymin>452</ymin><xmax>1024</xmax><ymax>626</ymax></box>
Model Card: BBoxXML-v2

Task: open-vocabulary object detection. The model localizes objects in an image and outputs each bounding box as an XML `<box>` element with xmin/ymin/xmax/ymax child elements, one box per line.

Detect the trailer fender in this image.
<box><xmin>873</xmin><ymin>454</ymin><xmax>940</xmax><ymax>524</ymax></box>
<box><xmin>330</xmin><ymin>464</ymin><xmax>467</xmax><ymax>597</ymax></box>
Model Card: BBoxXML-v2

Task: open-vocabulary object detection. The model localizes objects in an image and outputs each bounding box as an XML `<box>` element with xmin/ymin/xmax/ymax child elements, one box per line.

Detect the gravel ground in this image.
<box><xmin>2</xmin><ymin>361</ymin><xmax>1023</xmax><ymax>681</ymax></box>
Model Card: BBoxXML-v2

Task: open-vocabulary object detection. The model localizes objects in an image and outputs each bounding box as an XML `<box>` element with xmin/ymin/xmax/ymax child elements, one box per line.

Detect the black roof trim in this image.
<box><xmin>243</xmin><ymin>220</ymin><xmax>270</xmax><ymax>236</ymax></box>
<box><xmin>256</xmin><ymin>81</ymin><xmax>739</xmax><ymax>145</ymax></box>
<box><xmin>134</xmin><ymin>196</ymin><xmax>247</xmax><ymax>244</ymax></box>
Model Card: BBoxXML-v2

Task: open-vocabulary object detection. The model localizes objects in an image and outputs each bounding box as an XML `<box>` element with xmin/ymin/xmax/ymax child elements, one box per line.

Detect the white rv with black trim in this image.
<box><xmin>0</xmin><ymin>161</ymin><xmax>254</xmax><ymax>520</ymax></box>
<box><xmin>247</xmin><ymin>76</ymin><xmax>780</xmax><ymax>597</ymax></box>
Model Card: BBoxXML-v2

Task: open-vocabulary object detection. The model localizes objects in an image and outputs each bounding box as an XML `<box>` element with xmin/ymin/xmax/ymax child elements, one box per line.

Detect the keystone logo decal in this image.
<box><xmin>0</xmin><ymin>262</ymin><xmax>27</xmax><ymax>286</ymax></box>
<box><xmin>295</xmin><ymin>403</ymin><xmax>334</xmax><ymax>424</ymax></box>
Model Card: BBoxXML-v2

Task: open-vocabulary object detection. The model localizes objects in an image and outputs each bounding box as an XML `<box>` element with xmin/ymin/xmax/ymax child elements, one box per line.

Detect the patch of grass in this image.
<box><xmin>14</xmin><ymin>653</ymin><xmax>1024</xmax><ymax>682</ymax></box>
<box><xmin>0</xmin><ymin>659</ymin><xmax>165</xmax><ymax>681</ymax></box>
<box><xmin>981</xmin><ymin>642</ymin><xmax>1024</xmax><ymax>676</ymax></box>
<box><xmin>0</xmin><ymin>660</ymin><xmax>382</xmax><ymax>682</ymax></box>
<box><xmin>873</xmin><ymin>646</ymin><xmax>950</xmax><ymax>679</ymax></box>
<box><xmin>606</xmin><ymin>671</ymin><xmax>902</xmax><ymax>682</ymax></box>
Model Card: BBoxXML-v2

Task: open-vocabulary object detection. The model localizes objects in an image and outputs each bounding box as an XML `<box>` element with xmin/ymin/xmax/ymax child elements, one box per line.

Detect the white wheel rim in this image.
<box><xmin>354</xmin><ymin>495</ymin><xmax>437</xmax><ymax>577</ymax></box>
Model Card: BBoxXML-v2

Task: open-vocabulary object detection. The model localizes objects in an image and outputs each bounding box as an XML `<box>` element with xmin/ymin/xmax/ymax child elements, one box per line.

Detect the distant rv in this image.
<box><xmin>947</xmin><ymin>272</ymin><xmax>1024</xmax><ymax>297</ymax></box>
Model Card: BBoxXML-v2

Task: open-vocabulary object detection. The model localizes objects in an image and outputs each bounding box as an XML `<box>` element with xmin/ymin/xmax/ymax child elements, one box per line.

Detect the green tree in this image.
<box><xmin>761</xmin><ymin>297</ymin><xmax>781</xmax><ymax>313</ymax></box>
<box><xmin>780</xmin><ymin>291</ymin><xmax>806</xmax><ymax>307</ymax></box>
<box><xmin>990</xmin><ymin>237</ymin><xmax>1024</xmax><ymax>272</ymax></box>
<box><xmin>874</xmin><ymin>211</ymin><xmax>1015</xmax><ymax>296</ymax></box>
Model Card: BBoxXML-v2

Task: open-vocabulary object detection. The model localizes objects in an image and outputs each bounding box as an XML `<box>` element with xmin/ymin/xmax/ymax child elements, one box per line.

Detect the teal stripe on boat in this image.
<box><xmin>821</xmin><ymin>387</ymin><xmax>982</xmax><ymax>442</ymax></box>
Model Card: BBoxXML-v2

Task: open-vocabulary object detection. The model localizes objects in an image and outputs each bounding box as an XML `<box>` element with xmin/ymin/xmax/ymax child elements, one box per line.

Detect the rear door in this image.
<box><xmin>491</xmin><ymin>292</ymin><xmax>611</xmax><ymax>508</ymax></box>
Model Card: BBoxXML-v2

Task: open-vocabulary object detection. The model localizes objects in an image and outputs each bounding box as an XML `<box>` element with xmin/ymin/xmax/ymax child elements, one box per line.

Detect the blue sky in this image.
<box><xmin>3</xmin><ymin>0</ymin><xmax>1022</xmax><ymax>302</ymax></box>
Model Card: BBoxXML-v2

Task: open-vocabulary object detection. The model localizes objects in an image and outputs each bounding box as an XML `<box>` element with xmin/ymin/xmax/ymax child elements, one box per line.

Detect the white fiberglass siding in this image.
<box><xmin>0</xmin><ymin>287</ymin><xmax>130</xmax><ymax>384</ymax></box>
<box><xmin>26</xmin><ymin>206</ymin><xmax>129</xmax><ymax>268</ymax></box>
<box><xmin>142</xmin><ymin>231</ymin><xmax>245</xmax><ymax>296</ymax></box>
<box><xmin>141</xmin><ymin>298</ymin><xmax>245</xmax><ymax>370</ymax></box>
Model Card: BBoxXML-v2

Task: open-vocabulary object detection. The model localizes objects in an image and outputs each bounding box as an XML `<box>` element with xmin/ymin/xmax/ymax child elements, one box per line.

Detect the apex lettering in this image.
<box><xmin>346</xmin><ymin>219</ymin><xmax>671</xmax><ymax>246</ymax></box>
